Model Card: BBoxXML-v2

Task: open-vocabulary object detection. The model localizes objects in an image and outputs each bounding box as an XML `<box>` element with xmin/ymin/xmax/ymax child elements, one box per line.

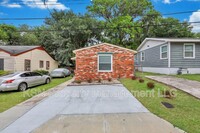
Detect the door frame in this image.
<box><xmin>0</xmin><ymin>58</ymin><xmax>4</xmax><ymax>70</ymax></box>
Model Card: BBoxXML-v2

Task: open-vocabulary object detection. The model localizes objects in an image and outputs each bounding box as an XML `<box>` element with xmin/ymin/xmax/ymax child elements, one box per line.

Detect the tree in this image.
<box><xmin>0</xmin><ymin>28</ymin><xmax>8</xmax><ymax>42</ymax></box>
<box><xmin>152</xmin><ymin>17</ymin><xmax>194</xmax><ymax>38</ymax></box>
<box><xmin>88</xmin><ymin>0</ymin><xmax>194</xmax><ymax>49</ymax></box>
<box><xmin>0</xmin><ymin>24</ymin><xmax>20</xmax><ymax>45</ymax></box>
<box><xmin>87</xmin><ymin>0</ymin><xmax>155</xmax><ymax>48</ymax></box>
<box><xmin>37</xmin><ymin>10</ymin><xmax>102</xmax><ymax>65</ymax></box>
<box><xmin>194</xmin><ymin>32</ymin><xmax>200</xmax><ymax>38</ymax></box>
<box><xmin>18</xmin><ymin>24</ymin><xmax>39</xmax><ymax>45</ymax></box>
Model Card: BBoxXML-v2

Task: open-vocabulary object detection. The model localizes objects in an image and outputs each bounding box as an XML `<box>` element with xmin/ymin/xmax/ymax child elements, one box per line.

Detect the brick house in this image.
<box><xmin>73</xmin><ymin>43</ymin><xmax>136</xmax><ymax>81</ymax></box>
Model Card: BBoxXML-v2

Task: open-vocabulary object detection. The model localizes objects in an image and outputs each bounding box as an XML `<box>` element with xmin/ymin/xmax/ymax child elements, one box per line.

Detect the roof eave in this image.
<box><xmin>137</xmin><ymin>38</ymin><xmax>169</xmax><ymax>51</ymax></box>
<box><xmin>73</xmin><ymin>43</ymin><xmax>137</xmax><ymax>54</ymax></box>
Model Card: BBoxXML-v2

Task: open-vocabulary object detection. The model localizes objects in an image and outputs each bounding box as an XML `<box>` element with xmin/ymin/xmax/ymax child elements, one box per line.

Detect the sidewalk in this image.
<box><xmin>146</xmin><ymin>76</ymin><xmax>200</xmax><ymax>99</ymax></box>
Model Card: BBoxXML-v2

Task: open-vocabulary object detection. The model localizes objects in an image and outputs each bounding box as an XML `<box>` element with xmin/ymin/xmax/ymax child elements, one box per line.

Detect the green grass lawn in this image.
<box><xmin>0</xmin><ymin>70</ymin><xmax>10</xmax><ymax>76</ymax></box>
<box><xmin>121</xmin><ymin>72</ymin><xmax>200</xmax><ymax>133</ymax></box>
<box><xmin>175</xmin><ymin>74</ymin><xmax>200</xmax><ymax>82</ymax></box>
<box><xmin>0</xmin><ymin>77</ymin><xmax>71</xmax><ymax>113</ymax></box>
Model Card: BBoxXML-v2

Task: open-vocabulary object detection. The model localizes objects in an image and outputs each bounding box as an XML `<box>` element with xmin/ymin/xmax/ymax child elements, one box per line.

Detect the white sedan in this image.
<box><xmin>0</xmin><ymin>72</ymin><xmax>51</xmax><ymax>92</ymax></box>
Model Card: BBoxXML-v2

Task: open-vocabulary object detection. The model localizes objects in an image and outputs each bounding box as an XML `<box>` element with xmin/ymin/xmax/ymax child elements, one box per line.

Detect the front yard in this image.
<box><xmin>175</xmin><ymin>74</ymin><xmax>200</xmax><ymax>82</ymax></box>
<box><xmin>121</xmin><ymin>72</ymin><xmax>200</xmax><ymax>133</ymax></box>
<box><xmin>0</xmin><ymin>77</ymin><xmax>71</xmax><ymax>113</ymax></box>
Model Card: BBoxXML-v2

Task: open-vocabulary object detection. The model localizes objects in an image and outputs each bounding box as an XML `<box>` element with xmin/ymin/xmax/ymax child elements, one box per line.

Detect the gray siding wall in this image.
<box><xmin>171</xmin><ymin>42</ymin><xmax>200</xmax><ymax>68</ymax></box>
<box><xmin>136</xmin><ymin>44</ymin><xmax>168</xmax><ymax>67</ymax></box>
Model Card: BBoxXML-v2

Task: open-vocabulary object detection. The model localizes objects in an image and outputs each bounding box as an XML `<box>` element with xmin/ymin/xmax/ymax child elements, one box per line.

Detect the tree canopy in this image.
<box><xmin>36</xmin><ymin>11</ymin><xmax>102</xmax><ymax>65</ymax></box>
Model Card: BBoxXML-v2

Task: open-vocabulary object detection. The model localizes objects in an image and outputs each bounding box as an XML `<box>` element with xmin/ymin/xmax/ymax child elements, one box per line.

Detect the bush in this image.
<box><xmin>98</xmin><ymin>78</ymin><xmax>102</xmax><ymax>83</ymax></box>
<box><xmin>87</xmin><ymin>78</ymin><xmax>92</xmax><ymax>83</ymax></box>
<box><xmin>163</xmin><ymin>90</ymin><xmax>174</xmax><ymax>99</ymax></box>
<box><xmin>147</xmin><ymin>82</ymin><xmax>155</xmax><ymax>89</ymax></box>
<box><xmin>139</xmin><ymin>79</ymin><xmax>144</xmax><ymax>83</ymax></box>
<box><xmin>131</xmin><ymin>76</ymin><xmax>137</xmax><ymax>80</ymax></box>
<box><xmin>108</xmin><ymin>78</ymin><xmax>112</xmax><ymax>82</ymax></box>
<box><xmin>75</xmin><ymin>80</ymin><xmax>81</xmax><ymax>84</ymax></box>
<box><xmin>33</xmin><ymin>70</ymin><xmax>49</xmax><ymax>75</ymax></box>
<box><xmin>0</xmin><ymin>70</ymin><xmax>10</xmax><ymax>76</ymax></box>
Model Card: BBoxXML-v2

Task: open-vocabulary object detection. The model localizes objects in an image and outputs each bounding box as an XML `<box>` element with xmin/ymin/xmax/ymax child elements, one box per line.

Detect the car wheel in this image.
<box><xmin>18</xmin><ymin>83</ymin><xmax>27</xmax><ymax>92</ymax></box>
<box><xmin>46</xmin><ymin>78</ymin><xmax>51</xmax><ymax>84</ymax></box>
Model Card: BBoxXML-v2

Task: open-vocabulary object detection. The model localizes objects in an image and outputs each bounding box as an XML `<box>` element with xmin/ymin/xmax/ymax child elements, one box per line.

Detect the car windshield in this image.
<box><xmin>53</xmin><ymin>69</ymin><xmax>64</xmax><ymax>72</ymax></box>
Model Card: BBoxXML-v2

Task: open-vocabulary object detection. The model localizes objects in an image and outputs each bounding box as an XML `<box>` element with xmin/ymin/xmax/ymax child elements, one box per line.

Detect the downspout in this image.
<box><xmin>168</xmin><ymin>42</ymin><xmax>171</xmax><ymax>74</ymax></box>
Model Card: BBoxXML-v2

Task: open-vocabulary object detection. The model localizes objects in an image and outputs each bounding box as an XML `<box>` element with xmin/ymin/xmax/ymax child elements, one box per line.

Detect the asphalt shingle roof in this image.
<box><xmin>0</xmin><ymin>46</ymin><xmax>40</xmax><ymax>55</ymax></box>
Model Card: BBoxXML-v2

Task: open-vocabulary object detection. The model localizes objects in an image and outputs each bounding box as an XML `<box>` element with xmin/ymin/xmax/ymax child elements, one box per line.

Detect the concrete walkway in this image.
<box><xmin>0</xmin><ymin>84</ymin><xmax>183</xmax><ymax>133</ymax></box>
<box><xmin>0</xmin><ymin>78</ymin><xmax>74</xmax><ymax>131</ymax></box>
<box><xmin>146</xmin><ymin>76</ymin><xmax>200</xmax><ymax>99</ymax></box>
<box><xmin>33</xmin><ymin>113</ymin><xmax>182</xmax><ymax>133</ymax></box>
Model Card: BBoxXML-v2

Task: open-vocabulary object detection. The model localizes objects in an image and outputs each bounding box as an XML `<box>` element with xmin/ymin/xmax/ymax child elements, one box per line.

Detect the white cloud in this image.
<box><xmin>163</xmin><ymin>0</ymin><xmax>182</xmax><ymax>4</ymax></box>
<box><xmin>6</xmin><ymin>3</ymin><xmax>21</xmax><ymax>8</ymax></box>
<box><xmin>1</xmin><ymin>0</ymin><xmax>21</xmax><ymax>8</ymax></box>
<box><xmin>163</xmin><ymin>0</ymin><xmax>170</xmax><ymax>4</ymax></box>
<box><xmin>1</xmin><ymin>0</ymin><xmax>68</xmax><ymax>10</ymax></box>
<box><xmin>22</xmin><ymin>0</ymin><xmax>68</xmax><ymax>10</ymax></box>
<box><xmin>189</xmin><ymin>10</ymin><xmax>200</xmax><ymax>32</ymax></box>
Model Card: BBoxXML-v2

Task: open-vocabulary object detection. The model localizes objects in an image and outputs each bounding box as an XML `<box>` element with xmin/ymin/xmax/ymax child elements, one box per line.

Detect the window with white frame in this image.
<box><xmin>184</xmin><ymin>43</ymin><xmax>195</xmax><ymax>58</ymax></box>
<box><xmin>141</xmin><ymin>52</ymin><xmax>145</xmax><ymax>61</ymax></box>
<box><xmin>98</xmin><ymin>54</ymin><xmax>112</xmax><ymax>72</ymax></box>
<box><xmin>134</xmin><ymin>54</ymin><xmax>138</xmax><ymax>62</ymax></box>
<box><xmin>160</xmin><ymin>45</ymin><xmax>168</xmax><ymax>59</ymax></box>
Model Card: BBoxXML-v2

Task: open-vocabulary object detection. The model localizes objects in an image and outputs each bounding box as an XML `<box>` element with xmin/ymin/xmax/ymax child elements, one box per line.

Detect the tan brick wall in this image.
<box><xmin>0</xmin><ymin>51</ymin><xmax>15</xmax><ymax>71</ymax></box>
<box><xmin>75</xmin><ymin>44</ymin><xmax>134</xmax><ymax>81</ymax></box>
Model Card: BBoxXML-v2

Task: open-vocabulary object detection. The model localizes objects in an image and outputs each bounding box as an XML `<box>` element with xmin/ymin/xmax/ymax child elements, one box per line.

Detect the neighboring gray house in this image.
<box><xmin>135</xmin><ymin>38</ymin><xmax>200</xmax><ymax>74</ymax></box>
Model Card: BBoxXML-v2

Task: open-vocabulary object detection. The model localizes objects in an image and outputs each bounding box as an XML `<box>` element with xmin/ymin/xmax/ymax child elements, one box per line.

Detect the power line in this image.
<box><xmin>162</xmin><ymin>10</ymin><xmax>200</xmax><ymax>15</ymax></box>
<box><xmin>43</xmin><ymin>0</ymin><xmax>54</xmax><ymax>18</ymax></box>
<box><xmin>0</xmin><ymin>18</ymin><xmax>46</xmax><ymax>20</ymax></box>
<box><xmin>13</xmin><ymin>21</ymin><xmax>200</xmax><ymax>32</ymax></box>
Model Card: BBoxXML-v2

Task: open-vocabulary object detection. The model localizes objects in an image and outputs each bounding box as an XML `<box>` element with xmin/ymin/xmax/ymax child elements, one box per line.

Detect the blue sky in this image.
<box><xmin>0</xmin><ymin>0</ymin><xmax>200</xmax><ymax>32</ymax></box>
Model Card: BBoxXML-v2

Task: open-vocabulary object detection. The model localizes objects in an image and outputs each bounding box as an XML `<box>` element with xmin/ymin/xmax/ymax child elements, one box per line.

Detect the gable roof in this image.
<box><xmin>0</xmin><ymin>46</ymin><xmax>41</xmax><ymax>56</ymax></box>
<box><xmin>73</xmin><ymin>43</ymin><xmax>137</xmax><ymax>53</ymax></box>
<box><xmin>137</xmin><ymin>38</ymin><xmax>200</xmax><ymax>51</ymax></box>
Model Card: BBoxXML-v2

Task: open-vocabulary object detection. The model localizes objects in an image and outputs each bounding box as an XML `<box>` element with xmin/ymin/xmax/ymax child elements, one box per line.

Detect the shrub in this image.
<box><xmin>108</xmin><ymin>78</ymin><xmax>112</xmax><ymax>82</ymax></box>
<box><xmin>147</xmin><ymin>82</ymin><xmax>155</xmax><ymax>89</ymax></box>
<box><xmin>139</xmin><ymin>79</ymin><xmax>144</xmax><ymax>83</ymax></box>
<box><xmin>131</xmin><ymin>76</ymin><xmax>137</xmax><ymax>80</ymax></box>
<box><xmin>98</xmin><ymin>78</ymin><xmax>102</xmax><ymax>83</ymax></box>
<box><xmin>0</xmin><ymin>70</ymin><xmax>10</xmax><ymax>76</ymax></box>
<box><xmin>33</xmin><ymin>70</ymin><xmax>49</xmax><ymax>75</ymax></box>
<box><xmin>75</xmin><ymin>80</ymin><xmax>81</xmax><ymax>84</ymax></box>
<box><xmin>87</xmin><ymin>78</ymin><xmax>92</xmax><ymax>83</ymax></box>
<box><xmin>163</xmin><ymin>90</ymin><xmax>174</xmax><ymax>99</ymax></box>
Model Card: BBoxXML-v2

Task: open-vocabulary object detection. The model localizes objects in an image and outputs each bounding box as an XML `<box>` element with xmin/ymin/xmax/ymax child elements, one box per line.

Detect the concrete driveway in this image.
<box><xmin>0</xmin><ymin>84</ymin><xmax>183</xmax><ymax>133</ymax></box>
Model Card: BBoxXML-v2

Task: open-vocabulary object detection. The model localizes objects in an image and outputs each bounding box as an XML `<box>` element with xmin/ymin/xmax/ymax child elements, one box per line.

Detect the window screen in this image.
<box><xmin>98</xmin><ymin>54</ymin><xmax>112</xmax><ymax>71</ymax></box>
<box><xmin>184</xmin><ymin>44</ymin><xmax>194</xmax><ymax>58</ymax></box>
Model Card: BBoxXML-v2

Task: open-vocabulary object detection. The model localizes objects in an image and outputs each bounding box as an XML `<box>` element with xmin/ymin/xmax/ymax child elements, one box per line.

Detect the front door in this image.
<box><xmin>0</xmin><ymin>59</ymin><xmax>4</xmax><ymax>70</ymax></box>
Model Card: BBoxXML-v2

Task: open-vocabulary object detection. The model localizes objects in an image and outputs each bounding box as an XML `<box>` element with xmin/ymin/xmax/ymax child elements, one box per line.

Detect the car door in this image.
<box><xmin>30</xmin><ymin>72</ymin><xmax>44</xmax><ymax>85</ymax></box>
<box><xmin>20</xmin><ymin>72</ymin><xmax>34</xmax><ymax>87</ymax></box>
<box><xmin>64</xmin><ymin>69</ymin><xmax>70</xmax><ymax>76</ymax></box>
